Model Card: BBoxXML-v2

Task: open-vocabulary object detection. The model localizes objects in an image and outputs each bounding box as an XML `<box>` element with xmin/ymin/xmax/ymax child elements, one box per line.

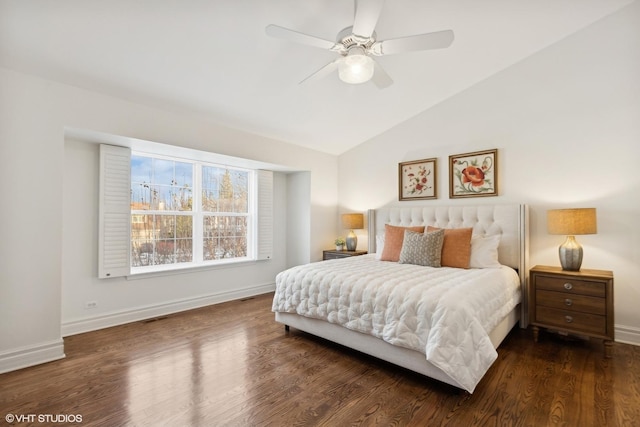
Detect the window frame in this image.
<box><xmin>129</xmin><ymin>151</ymin><xmax>256</xmax><ymax>275</ymax></box>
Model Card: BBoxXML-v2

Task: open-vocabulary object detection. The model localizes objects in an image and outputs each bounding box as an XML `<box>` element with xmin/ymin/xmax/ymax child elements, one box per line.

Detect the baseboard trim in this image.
<box><xmin>62</xmin><ymin>282</ymin><xmax>276</xmax><ymax>337</ymax></box>
<box><xmin>0</xmin><ymin>339</ymin><xmax>65</xmax><ymax>374</ymax></box>
<box><xmin>615</xmin><ymin>324</ymin><xmax>640</xmax><ymax>346</ymax></box>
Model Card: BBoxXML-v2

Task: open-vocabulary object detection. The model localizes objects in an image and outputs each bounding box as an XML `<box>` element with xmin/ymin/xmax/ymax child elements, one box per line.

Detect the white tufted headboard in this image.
<box><xmin>368</xmin><ymin>204</ymin><xmax>529</xmax><ymax>325</ymax></box>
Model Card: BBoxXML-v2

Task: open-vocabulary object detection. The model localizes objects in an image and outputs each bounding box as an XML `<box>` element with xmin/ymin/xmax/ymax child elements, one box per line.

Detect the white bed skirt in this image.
<box><xmin>275</xmin><ymin>305</ymin><xmax>520</xmax><ymax>391</ymax></box>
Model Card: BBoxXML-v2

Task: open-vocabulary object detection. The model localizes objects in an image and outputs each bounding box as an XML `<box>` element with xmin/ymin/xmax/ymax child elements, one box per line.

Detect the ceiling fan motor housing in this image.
<box><xmin>336</xmin><ymin>26</ymin><xmax>376</xmax><ymax>53</ymax></box>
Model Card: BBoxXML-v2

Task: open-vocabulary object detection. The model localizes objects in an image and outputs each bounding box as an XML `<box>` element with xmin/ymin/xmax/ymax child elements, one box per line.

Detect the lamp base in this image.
<box><xmin>559</xmin><ymin>235</ymin><xmax>583</xmax><ymax>271</ymax></box>
<box><xmin>346</xmin><ymin>230</ymin><xmax>358</xmax><ymax>251</ymax></box>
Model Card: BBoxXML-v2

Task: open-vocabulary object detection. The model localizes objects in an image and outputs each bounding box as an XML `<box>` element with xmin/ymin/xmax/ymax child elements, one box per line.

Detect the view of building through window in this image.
<box><xmin>130</xmin><ymin>153</ymin><xmax>251</xmax><ymax>270</ymax></box>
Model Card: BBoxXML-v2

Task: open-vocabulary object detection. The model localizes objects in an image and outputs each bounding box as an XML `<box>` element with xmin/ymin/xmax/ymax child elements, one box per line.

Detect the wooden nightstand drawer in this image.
<box><xmin>536</xmin><ymin>306</ymin><xmax>606</xmax><ymax>336</ymax></box>
<box><xmin>536</xmin><ymin>290</ymin><xmax>605</xmax><ymax>315</ymax></box>
<box><xmin>529</xmin><ymin>265</ymin><xmax>614</xmax><ymax>358</ymax></box>
<box><xmin>535</xmin><ymin>275</ymin><xmax>605</xmax><ymax>297</ymax></box>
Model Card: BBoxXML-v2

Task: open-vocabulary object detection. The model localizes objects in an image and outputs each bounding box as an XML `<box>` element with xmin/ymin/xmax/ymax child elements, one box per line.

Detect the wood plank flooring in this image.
<box><xmin>1</xmin><ymin>292</ymin><xmax>638</xmax><ymax>426</ymax></box>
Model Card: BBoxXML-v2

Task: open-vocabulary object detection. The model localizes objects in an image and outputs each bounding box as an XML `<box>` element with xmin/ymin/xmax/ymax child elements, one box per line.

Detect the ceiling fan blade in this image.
<box><xmin>352</xmin><ymin>0</ymin><xmax>385</xmax><ymax>39</ymax></box>
<box><xmin>299</xmin><ymin>60</ymin><xmax>340</xmax><ymax>84</ymax></box>
<box><xmin>372</xmin><ymin>61</ymin><xmax>393</xmax><ymax>89</ymax></box>
<box><xmin>265</xmin><ymin>24</ymin><xmax>337</xmax><ymax>50</ymax></box>
<box><xmin>371</xmin><ymin>29</ymin><xmax>454</xmax><ymax>56</ymax></box>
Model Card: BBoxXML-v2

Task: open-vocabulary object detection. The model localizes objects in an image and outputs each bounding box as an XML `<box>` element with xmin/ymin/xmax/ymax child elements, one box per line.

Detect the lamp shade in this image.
<box><xmin>338</xmin><ymin>47</ymin><xmax>374</xmax><ymax>84</ymax></box>
<box><xmin>547</xmin><ymin>208</ymin><xmax>597</xmax><ymax>235</ymax></box>
<box><xmin>342</xmin><ymin>213</ymin><xmax>364</xmax><ymax>230</ymax></box>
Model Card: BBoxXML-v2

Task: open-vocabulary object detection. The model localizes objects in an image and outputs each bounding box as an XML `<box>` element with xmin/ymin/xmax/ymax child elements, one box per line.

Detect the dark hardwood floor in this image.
<box><xmin>1</xmin><ymin>292</ymin><xmax>638</xmax><ymax>426</ymax></box>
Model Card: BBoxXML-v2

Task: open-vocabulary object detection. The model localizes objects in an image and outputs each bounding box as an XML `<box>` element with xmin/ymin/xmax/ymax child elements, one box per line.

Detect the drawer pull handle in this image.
<box><xmin>565</xmin><ymin>315</ymin><xmax>573</xmax><ymax>323</ymax></box>
<box><xmin>564</xmin><ymin>298</ymin><xmax>573</xmax><ymax>306</ymax></box>
<box><xmin>563</xmin><ymin>282</ymin><xmax>573</xmax><ymax>290</ymax></box>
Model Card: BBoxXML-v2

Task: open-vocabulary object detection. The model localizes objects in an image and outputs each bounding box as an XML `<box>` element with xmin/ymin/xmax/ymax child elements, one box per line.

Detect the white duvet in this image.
<box><xmin>272</xmin><ymin>254</ymin><xmax>521</xmax><ymax>393</ymax></box>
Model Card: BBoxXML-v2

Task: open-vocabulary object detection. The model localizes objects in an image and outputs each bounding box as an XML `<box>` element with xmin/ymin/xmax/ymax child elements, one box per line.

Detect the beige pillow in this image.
<box><xmin>427</xmin><ymin>226</ymin><xmax>473</xmax><ymax>268</ymax></box>
<box><xmin>380</xmin><ymin>224</ymin><xmax>426</xmax><ymax>262</ymax></box>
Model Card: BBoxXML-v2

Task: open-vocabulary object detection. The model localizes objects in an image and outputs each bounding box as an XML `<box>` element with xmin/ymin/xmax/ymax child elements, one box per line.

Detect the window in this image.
<box><xmin>201</xmin><ymin>165</ymin><xmax>250</xmax><ymax>261</ymax></box>
<box><xmin>99</xmin><ymin>143</ymin><xmax>272</xmax><ymax>279</ymax></box>
<box><xmin>129</xmin><ymin>152</ymin><xmax>254</xmax><ymax>273</ymax></box>
<box><xmin>130</xmin><ymin>155</ymin><xmax>195</xmax><ymax>269</ymax></box>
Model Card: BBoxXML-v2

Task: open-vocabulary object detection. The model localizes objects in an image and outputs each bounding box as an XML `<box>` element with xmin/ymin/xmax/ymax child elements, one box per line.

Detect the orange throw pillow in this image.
<box><xmin>427</xmin><ymin>226</ymin><xmax>473</xmax><ymax>268</ymax></box>
<box><xmin>380</xmin><ymin>224</ymin><xmax>426</xmax><ymax>262</ymax></box>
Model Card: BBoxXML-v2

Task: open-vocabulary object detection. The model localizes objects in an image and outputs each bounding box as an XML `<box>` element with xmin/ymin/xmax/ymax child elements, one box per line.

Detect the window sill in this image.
<box><xmin>126</xmin><ymin>258</ymin><xmax>269</xmax><ymax>281</ymax></box>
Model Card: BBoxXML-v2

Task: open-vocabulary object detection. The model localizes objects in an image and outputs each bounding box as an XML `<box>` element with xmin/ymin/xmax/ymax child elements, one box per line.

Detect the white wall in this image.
<box><xmin>0</xmin><ymin>66</ymin><xmax>338</xmax><ymax>372</ymax></box>
<box><xmin>286</xmin><ymin>172</ymin><xmax>312</xmax><ymax>266</ymax></box>
<box><xmin>338</xmin><ymin>3</ymin><xmax>640</xmax><ymax>344</ymax></box>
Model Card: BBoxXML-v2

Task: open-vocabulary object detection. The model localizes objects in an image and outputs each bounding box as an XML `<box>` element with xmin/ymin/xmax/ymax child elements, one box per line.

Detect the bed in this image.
<box><xmin>273</xmin><ymin>204</ymin><xmax>529</xmax><ymax>393</ymax></box>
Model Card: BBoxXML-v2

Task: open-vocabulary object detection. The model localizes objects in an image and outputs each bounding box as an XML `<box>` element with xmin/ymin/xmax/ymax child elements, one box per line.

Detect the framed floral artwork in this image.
<box><xmin>399</xmin><ymin>158</ymin><xmax>437</xmax><ymax>201</ymax></box>
<box><xmin>449</xmin><ymin>149</ymin><xmax>498</xmax><ymax>198</ymax></box>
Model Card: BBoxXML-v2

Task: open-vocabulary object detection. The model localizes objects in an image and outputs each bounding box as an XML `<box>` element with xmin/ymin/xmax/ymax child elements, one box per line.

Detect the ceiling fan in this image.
<box><xmin>265</xmin><ymin>0</ymin><xmax>454</xmax><ymax>89</ymax></box>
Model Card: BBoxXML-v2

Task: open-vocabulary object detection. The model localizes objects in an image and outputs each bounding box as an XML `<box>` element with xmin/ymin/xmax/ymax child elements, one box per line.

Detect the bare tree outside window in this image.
<box><xmin>202</xmin><ymin>166</ymin><xmax>249</xmax><ymax>261</ymax></box>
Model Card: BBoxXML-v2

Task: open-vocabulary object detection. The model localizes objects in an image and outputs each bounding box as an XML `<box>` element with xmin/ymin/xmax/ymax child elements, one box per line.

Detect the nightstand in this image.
<box><xmin>529</xmin><ymin>265</ymin><xmax>614</xmax><ymax>358</ymax></box>
<box><xmin>322</xmin><ymin>250</ymin><xmax>367</xmax><ymax>260</ymax></box>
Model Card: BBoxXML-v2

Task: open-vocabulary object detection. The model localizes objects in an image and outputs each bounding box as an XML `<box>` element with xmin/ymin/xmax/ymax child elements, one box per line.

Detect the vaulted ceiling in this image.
<box><xmin>0</xmin><ymin>0</ymin><xmax>634</xmax><ymax>155</ymax></box>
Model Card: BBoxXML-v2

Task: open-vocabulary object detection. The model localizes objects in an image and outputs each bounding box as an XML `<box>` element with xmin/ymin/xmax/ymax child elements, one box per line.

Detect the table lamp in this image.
<box><xmin>547</xmin><ymin>208</ymin><xmax>597</xmax><ymax>271</ymax></box>
<box><xmin>342</xmin><ymin>213</ymin><xmax>364</xmax><ymax>251</ymax></box>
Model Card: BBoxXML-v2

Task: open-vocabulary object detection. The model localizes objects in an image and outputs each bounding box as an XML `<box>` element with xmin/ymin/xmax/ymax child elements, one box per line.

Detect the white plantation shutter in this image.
<box><xmin>99</xmin><ymin>144</ymin><xmax>131</xmax><ymax>278</ymax></box>
<box><xmin>257</xmin><ymin>170</ymin><xmax>273</xmax><ymax>260</ymax></box>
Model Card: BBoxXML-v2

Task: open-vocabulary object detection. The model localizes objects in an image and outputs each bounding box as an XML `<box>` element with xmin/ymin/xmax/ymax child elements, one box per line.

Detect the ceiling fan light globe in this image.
<box><xmin>338</xmin><ymin>49</ymin><xmax>374</xmax><ymax>84</ymax></box>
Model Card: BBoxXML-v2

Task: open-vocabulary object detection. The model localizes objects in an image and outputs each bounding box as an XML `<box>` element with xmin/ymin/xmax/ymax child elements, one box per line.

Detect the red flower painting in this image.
<box><xmin>399</xmin><ymin>158</ymin><xmax>437</xmax><ymax>200</ymax></box>
<box><xmin>450</xmin><ymin>149</ymin><xmax>497</xmax><ymax>198</ymax></box>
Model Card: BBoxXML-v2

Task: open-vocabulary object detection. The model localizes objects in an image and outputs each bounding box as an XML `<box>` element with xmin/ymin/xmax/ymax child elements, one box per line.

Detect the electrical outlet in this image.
<box><xmin>85</xmin><ymin>301</ymin><xmax>98</xmax><ymax>309</ymax></box>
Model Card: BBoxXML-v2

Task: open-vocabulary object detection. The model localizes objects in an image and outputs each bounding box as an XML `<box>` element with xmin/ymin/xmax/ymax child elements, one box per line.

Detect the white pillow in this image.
<box><xmin>375</xmin><ymin>235</ymin><xmax>385</xmax><ymax>260</ymax></box>
<box><xmin>469</xmin><ymin>234</ymin><xmax>502</xmax><ymax>268</ymax></box>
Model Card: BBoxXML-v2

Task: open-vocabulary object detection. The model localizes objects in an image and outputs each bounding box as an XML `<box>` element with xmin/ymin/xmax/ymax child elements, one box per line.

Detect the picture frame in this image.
<box><xmin>399</xmin><ymin>158</ymin><xmax>437</xmax><ymax>201</ymax></box>
<box><xmin>449</xmin><ymin>149</ymin><xmax>498</xmax><ymax>198</ymax></box>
